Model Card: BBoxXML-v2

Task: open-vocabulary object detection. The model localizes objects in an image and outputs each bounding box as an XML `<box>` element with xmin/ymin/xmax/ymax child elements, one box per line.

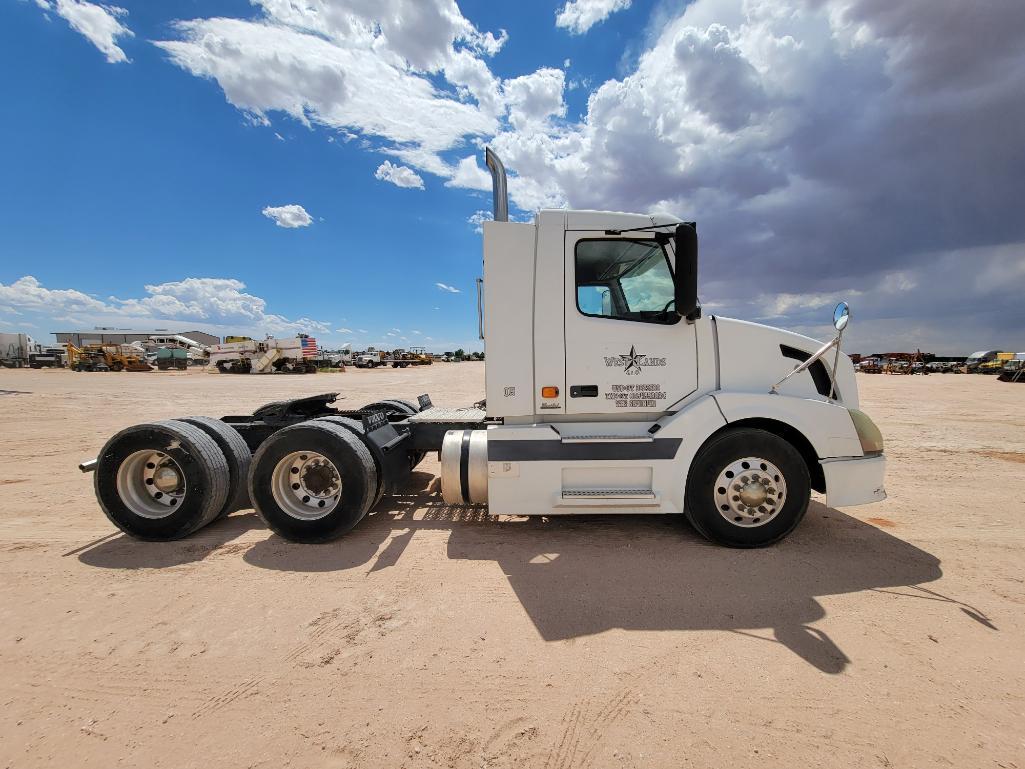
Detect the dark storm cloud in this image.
<box><xmin>528</xmin><ymin>0</ymin><xmax>1025</xmax><ymax>351</ymax></box>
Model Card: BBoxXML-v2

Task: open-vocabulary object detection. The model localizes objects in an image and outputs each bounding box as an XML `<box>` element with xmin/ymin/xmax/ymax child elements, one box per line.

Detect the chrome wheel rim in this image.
<box><xmin>271</xmin><ymin>451</ymin><xmax>342</xmax><ymax>521</ymax></box>
<box><xmin>116</xmin><ymin>450</ymin><xmax>186</xmax><ymax>519</ymax></box>
<box><xmin>713</xmin><ymin>456</ymin><xmax>787</xmax><ymax>528</ymax></box>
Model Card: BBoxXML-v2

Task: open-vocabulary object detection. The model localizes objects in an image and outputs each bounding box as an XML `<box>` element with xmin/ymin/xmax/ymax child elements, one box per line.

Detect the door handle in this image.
<box><xmin>570</xmin><ymin>385</ymin><xmax>598</xmax><ymax>397</ymax></box>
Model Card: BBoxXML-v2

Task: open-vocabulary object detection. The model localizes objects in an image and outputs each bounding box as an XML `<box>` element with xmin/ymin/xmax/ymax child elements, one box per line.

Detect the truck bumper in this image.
<box><xmin>820</xmin><ymin>454</ymin><xmax>886</xmax><ymax>508</ymax></box>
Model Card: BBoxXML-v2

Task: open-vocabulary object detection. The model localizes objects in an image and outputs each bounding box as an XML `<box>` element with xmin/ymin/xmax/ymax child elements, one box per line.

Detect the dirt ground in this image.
<box><xmin>1</xmin><ymin>364</ymin><xmax>1023</xmax><ymax>769</ymax></box>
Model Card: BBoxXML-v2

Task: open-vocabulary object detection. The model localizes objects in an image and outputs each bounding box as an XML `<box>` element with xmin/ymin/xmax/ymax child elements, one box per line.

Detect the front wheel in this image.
<box><xmin>685</xmin><ymin>428</ymin><xmax>810</xmax><ymax>547</ymax></box>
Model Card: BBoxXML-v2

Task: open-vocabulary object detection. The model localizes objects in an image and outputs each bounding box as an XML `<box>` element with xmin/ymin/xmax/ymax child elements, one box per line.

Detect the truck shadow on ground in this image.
<box><xmin>77</xmin><ymin>512</ymin><xmax>264</xmax><ymax>569</ymax></box>
<box><xmin>243</xmin><ymin>476</ymin><xmax>962</xmax><ymax>673</ymax></box>
<box><xmin>80</xmin><ymin>472</ymin><xmax>984</xmax><ymax>673</ymax></box>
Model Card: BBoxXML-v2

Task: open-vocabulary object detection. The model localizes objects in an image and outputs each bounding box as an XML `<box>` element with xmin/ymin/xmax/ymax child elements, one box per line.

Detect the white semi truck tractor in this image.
<box><xmin>79</xmin><ymin>149</ymin><xmax>886</xmax><ymax>548</ymax></box>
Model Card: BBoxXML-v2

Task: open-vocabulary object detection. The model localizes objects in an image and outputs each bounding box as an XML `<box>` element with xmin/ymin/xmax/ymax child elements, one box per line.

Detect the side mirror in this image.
<box><xmin>674</xmin><ymin>223</ymin><xmax>699</xmax><ymax>319</ymax></box>
<box><xmin>833</xmin><ymin>301</ymin><xmax>850</xmax><ymax>332</ymax></box>
<box><xmin>770</xmin><ymin>300</ymin><xmax>853</xmax><ymax>397</ymax></box>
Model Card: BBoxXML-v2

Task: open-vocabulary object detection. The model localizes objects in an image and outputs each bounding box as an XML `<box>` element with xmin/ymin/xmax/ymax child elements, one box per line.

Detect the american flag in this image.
<box><xmin>300</xmin><ymin>337</ymin><xmax>318</xmax><ymax>358</ymax></box>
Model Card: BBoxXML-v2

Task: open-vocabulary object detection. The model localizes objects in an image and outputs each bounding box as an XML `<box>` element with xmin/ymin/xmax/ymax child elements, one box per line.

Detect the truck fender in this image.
<box><xmin>711</xmin><ymin>392</ymin><xmax>863</xmax><ymax>460</ymax></box>
<box><xmin>648</xmin><ymin>395</ymin><xmax>728</xmax><ymax>513</ymax></box>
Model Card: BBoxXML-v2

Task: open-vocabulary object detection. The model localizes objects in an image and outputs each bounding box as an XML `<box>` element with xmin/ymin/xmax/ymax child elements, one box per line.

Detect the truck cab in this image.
<box><xmin>470</xmin><ymin>206</ymin><xmax>885</xmax><ymax>545</ymax></box>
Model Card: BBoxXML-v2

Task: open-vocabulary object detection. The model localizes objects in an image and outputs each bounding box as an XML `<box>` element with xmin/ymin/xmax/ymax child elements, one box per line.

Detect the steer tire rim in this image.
<box><xmin>271</xmin><ymin>451</ymin><xmax>342</xmax><ymax>521</ymax></box>
<box><xmin>116</xmin><ymin>450</ymin><xmax>187</xmax><ymax>519</ymax></box>
<box><xmin>713</xmin><ymin>456</ymin><xmax>787</xmax><ymax>528</ymax></box>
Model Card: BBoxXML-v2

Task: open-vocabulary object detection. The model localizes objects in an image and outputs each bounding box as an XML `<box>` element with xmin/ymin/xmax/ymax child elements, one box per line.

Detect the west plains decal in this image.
<box><xmin>603</xmin><ymin>345</ymin><xmax>667</xmax><ymax>376</ymax></box>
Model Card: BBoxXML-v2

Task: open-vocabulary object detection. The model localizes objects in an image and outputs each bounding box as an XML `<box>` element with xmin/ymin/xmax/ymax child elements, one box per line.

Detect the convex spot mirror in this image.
<box><xmin>833</xmin><ymin>301</ymin><xmax>850</xmax><ymax>332</ymax></box>
<box><xmin>674</xmin><ymin>223</ymin><xmax>699</xmax><ymax>319</ymax></box>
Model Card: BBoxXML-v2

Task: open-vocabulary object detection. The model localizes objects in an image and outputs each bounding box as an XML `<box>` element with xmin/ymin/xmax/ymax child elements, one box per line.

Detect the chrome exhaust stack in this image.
<box><xmin>484</xmin><ymin>147</ymin><xmax>508</xmax><ymax>222</ymax></box>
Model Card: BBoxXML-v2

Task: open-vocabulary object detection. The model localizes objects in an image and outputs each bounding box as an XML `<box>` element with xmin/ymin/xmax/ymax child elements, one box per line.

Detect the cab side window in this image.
<box><xmin>575</xmin><ymin>239</ymin><xmax>678</xmax><ymax>324</ymax></box>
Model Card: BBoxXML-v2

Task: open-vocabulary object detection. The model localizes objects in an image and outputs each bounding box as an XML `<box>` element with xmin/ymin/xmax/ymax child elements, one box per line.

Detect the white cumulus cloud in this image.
<box><xmin>503</xmin><ymin>68</ymin><xmax>566</xmax><ymax>131</ymax></box>
<box><xmin>445</xmin><ymin>155</ymin><xmax>492</xmax><ymax>191</ymax></box>
<box><xmin>374</xmin><ymin>161</ymin><xmax>425</xmax><ymax>189</ymax></box>
<box><xmin>0</xmin><ymin>275</ymin><xmax>329</xmax><ymax>336</ymax></box>
<box><xmin>38</xmin><ymin>0</ymin><xmax>134</xmax><ymax>63</ymax></box>
<box><xmin>435</xmin><ymin>282</ymin><xmax>461</xmax><ymax>293</ymax></box>
<box><xmin>262</xmin><ymin>204</ymin><xmax>313</xmax><ymax>228</ymax></box>
<box><xmin>154</xmin><ymin>1</ymin><xmax>505</xmax><ymax>177</ymax></box>
<box><xmin>467</xmin><ymin>210</ymin><xmax>492</xmax><ymax>233</ymax></box>
<box><xmin>556</xmin><ymin>0</ymin><xmax>631</xmax><ymax>34</ymax></box>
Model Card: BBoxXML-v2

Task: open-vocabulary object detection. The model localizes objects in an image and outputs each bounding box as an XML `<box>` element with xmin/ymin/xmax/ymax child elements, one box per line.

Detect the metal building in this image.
<box><xmin>52</xmin><ymin>328</ymin><xmax>221</xmax><ymax>348</ymax></box>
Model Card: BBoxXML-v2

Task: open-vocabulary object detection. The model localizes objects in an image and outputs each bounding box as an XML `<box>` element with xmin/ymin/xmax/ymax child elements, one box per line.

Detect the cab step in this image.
<box><xmin>559</xmin><ymin>435</ymin><xmax>654</xmax><ymax>444</ymax></box>
<box><xmin>556</xmin><ymin>489</ymin><xmax>660</xmax><ymax>507</ymax></box>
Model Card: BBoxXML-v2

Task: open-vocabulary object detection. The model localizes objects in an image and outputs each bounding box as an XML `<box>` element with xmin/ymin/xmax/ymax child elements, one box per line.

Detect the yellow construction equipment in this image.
<box><xmin>408</xmin><ymin>347</ymin><xmax>433</xmax><ymax>365</ymax></box>
<box><xmin>65</xmin><ymin>343</ymin><xmax>153</xmax><ymax>372</ymax></box>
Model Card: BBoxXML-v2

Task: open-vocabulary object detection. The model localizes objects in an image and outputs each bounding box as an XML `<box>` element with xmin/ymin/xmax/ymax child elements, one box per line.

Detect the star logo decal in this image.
<box><xmin>623</xmin><ymin>345</ymin><xmax>644</xmax><ymax>373</ymax></box>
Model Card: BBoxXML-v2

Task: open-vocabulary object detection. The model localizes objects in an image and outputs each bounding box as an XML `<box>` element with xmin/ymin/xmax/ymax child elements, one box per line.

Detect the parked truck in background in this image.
<box><xmin>28</xmin><ymin>347</ymin><xmax>66</xmax><ymax>368</ymax></box>
<box><xmin>997</xmin><ymin>353</ymin><xmax>1025</xmax><ymax>383</ymax></box>
<box><xmin>0</xmin><ymin>332</ymin><xmax>39</xmax><ymax>368</ymax></box>
<box><xmin>79</xmin><ymin>149</ymin><xmax>887</xmax><ymax>550</ymax></box>
<box><xmin>353</xmin><ymin>349</ymin><xmax>384</xmax><ymax>368</ymax></box>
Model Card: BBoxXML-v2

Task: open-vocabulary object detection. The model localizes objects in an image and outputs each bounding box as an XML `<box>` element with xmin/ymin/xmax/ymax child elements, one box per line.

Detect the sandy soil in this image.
<box><xmin>1</xmin><ymin>365</ymin><xmax>1023</xmax><ymax>769</ymax></box>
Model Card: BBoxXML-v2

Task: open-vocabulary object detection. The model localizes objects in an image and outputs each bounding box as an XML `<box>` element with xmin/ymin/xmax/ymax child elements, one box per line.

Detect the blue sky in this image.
<box><xmin>1</xmin><ymin>0</ymin><xmax>1023</xmax><ymax>354</ymax></box>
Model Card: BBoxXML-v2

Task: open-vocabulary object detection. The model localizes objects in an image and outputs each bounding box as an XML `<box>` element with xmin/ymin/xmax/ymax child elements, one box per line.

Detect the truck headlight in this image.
<box><xmin>848</xmin><ymin>408</ymin><xmax>884</xmax><ymax>455</ymax></box>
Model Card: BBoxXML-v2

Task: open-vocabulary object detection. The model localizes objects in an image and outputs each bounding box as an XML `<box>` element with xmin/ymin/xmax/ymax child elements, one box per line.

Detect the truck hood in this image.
<box><xmin>712</xmin><ymin>316</ymin><xmax>857</xmax><ymax>408</ymax></box>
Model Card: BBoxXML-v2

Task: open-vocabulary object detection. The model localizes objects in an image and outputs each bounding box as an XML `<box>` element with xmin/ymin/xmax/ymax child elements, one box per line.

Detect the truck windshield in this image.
<box><xmin>575</xmin><ymin>239</ymin><xmax>677</xmax><ymax>324</ymax></box>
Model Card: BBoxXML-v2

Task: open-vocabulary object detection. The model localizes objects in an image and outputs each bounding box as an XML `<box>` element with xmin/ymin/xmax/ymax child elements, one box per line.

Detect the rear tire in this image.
<box><xmin>178</xmin><ymin>416</ymin><xmax>253</xmax><ymax>515</ymax></box>
<box><xmin>685</xmin><ymin>428</ymin><xmax>810</xmax><ymax>547</ymax></box>
<box><xmin>374</xmin><ymin>399</ymin><xmax>420</xmax><ymax>414</ymax></box>
<box><xmin>94</xmin><ymin>420</ymin><xmax>229</xmax><ymax>540</ymax></box>
<box><xmin>315</xmin><ymin>416</ymin><xmax>385</xmax><ymax>510</ymax></box>
<box><xmin>250</xmin><ymin>421</ymin><xmax>377</xmax><ymax>543</ymax></box>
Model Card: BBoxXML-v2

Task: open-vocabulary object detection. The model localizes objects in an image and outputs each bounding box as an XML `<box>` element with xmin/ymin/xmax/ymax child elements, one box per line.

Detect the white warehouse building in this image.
<box><xmin>53</xmin><ymin>328</ymin><xmax>221</xmax><ymax>348</ymax></box>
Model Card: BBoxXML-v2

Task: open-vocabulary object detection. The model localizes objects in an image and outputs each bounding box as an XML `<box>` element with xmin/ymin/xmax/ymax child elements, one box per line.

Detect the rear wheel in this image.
<box><xmin>249</xmin><ymin>421</ymin><xmax>377</xmax><ymax>543</ymax></box>
<box><xmin>316</xmin><ymin>416</ymin><xmax>385</xmax><ymax>510</ymax></box>
<box><xmin>178</xmin><ymin>416</ymin><xmax>253</xmax><ymax>515</ymax></box>
<box><xmin>685</xmin><ymin>428</ymin><xmax>810</xmax><ymax>547</ymax></box>
<box><xmin>94</xmin><ymin>420</ymin><xmax>229</xmax><ymax>540</ymax></box>
<box><xmin>370</xmin><ymin>398</ymin><xmax>420</xmax><ymax>415</ymax></box>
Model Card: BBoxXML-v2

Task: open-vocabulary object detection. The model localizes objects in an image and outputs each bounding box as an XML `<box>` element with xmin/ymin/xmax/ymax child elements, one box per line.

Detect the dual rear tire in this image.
<box><xmin>94</xmin><ymin>417</ymin><xmax>380</xmax><ymax>544</ymax></box>
<box><xmin>249</xmin><ymin>421</ymin><xmax>377</xmax><ymax>543</ymax></box>
<box><xmin>94</xmin><ymin>421</ymin><xmax>232</xmax><ymax>540</ymax></box>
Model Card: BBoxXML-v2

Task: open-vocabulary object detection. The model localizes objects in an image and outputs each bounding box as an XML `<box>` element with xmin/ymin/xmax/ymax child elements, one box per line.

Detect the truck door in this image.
<box><xmin>564</xmin><ymin>231</ymin><xmax>697</xmax><ymax>415</ymax></box>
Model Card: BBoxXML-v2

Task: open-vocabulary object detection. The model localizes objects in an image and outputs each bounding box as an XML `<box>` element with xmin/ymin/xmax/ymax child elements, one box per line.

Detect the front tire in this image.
<box><xmin>685</xmin><ymin>428</ymin><xmax>810</xmax><ymax>547</ymax></box>
<box><xmin>250</xmin><ymin>421</ymin><xmax>377</xmax><ymax>543</ymax></box>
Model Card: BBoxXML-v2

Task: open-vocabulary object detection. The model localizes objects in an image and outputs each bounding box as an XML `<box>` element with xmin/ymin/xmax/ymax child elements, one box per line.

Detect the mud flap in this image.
<box><xmin>361</xmin><ymin>410</ymin><xmax>413</xmax><ymax>493</ymax></box>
